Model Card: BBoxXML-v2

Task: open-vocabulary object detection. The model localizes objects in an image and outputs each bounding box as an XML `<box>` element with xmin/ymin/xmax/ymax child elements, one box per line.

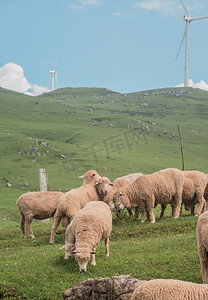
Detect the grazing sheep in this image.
<box><xmin>16</xmin><ymin>191</ymin><xmax>64</xmax><ymax>238</ymax></box>
<box><xmin>107</xmin><ymin>168</ymin><xmax>184</xmax><ymax>224</ymax></box>
<box><xmin>130</xmin><ymin>279</ymin><xmax>208</xmax><ymax>300</ymax></box>
<box><xmin>79</xmin><ymin>169</ymin><xmax>101</xmax><ymax>184</ymax></box>
<box><xmin>159</xmin><ymin>170</ymin><xmax>208</xmax><ymax>219</ymax></box>
<box><xmin>197</xmin><ymin>210</ymin><xmax>208</xmax><ymax>283</ymax></box>
<box><xmin>104</xmin><ymin>173</ymin><xmax>143</xmax><ymax>217</ymax></box>
<box><xmin>49</xmin><ymin>176</ymin><xmax>112</xmax><ymax>244</ymax></box>
<box><xmin>94</xmin><ymin>176</ymin><xmax>114</xmax><ymax>199</ymax></box>
<box><xmin>182</xmin><ymin>171</ymin><xmax>207</xmax><ymax>216</ymax></box>
<box><xmin>60</xmin><ymin>201</ymin><xmax>112</xmax><ymax>273</ymax></box>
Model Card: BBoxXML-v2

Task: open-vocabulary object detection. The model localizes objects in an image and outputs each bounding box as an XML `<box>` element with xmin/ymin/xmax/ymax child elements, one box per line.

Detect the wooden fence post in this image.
<box><xmin>177</xmin><ymin>125</ymin><xmax>185</xmax><ymax>171</ymax></box>
<box><xmin>39</xmin><ymin>168</ymin><xmax>47</xmax><ymax>191</ymax></box>
<box><xmin>39</xmin><ymin>169</ymin><xmax>50</xmax><ymax>223</ymax></box>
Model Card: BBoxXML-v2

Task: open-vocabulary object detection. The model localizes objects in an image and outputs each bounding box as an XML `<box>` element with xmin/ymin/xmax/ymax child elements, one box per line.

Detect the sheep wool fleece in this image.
<box><xmin>131</xmin><ymin>279</ymin><xmax>208</xmax><ymax>300</ymax></box>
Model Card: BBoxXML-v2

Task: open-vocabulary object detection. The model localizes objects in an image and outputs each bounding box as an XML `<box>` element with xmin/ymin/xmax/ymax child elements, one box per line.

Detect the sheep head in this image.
<box><xmin>72</xmin><ymin>248</ymin><xmax>95</xmax><ymax>273</ymax></box>
<box><xmin>94</xmin><ymin>177</ymin><xmax>114</xmax><ymax>198</ymax></box>
<box><xmin>114</xmin><ymin>191</ymin><xmax>125</xmax><ymax>210</ymax></box>
<box><xmin>79</xmin><ymin>170</ymin><xmax>101</xmax><ymax>185</ymax></box>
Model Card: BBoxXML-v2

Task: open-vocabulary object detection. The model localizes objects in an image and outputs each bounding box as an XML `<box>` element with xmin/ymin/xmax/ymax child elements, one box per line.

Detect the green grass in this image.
<box><xmin>0</xmin><ymin>207</ymin><xmax>202</xmax><ymax>299</ymax></box>
<box><xmin>0</xmin><ymin>86</ymin><xmax>208</xmax><ymax>298</ymax></box>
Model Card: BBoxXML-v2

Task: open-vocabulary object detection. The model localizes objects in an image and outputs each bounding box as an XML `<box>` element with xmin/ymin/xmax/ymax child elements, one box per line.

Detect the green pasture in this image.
<box><xmin>0</xmin><ymin>86</ymin><xmax>208</xmax><ymax>299</ymax></box>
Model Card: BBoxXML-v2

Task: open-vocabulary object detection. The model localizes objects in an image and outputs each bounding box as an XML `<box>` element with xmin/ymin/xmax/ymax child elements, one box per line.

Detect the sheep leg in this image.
<box><xmin>179</xmin><ymin>204</ymin><xmax>183</xmax><ymax>217</ymax></box>
<box><xmin>25</xmin><ymin>216</ymin><xmax>35</xmax><ymax>238</ymax></box>
<box><xmin>159</xmin><ymin>204</ymin><xmax>166</xmax><ymax>219</ymax></box>
<box><xmin>20</xmin><ymin>212</ymin><xmax>26</xmax><ymax>238</ymax></box>
<box><xmin>171</xmin><ymin>193</ymin><xmax>182</xmax><ymax>218</ymax></box>
<box><xmin>198</xmin><ymin>245</ymin><xmax>208</xmax><ymax>284</ymax></box>
<box><xmin>105</xmin><ymin>237</ymin><xmax>109</xmax><ymax>257</ymax></box>
<box><xmin>91</xmin><ymin>247</ymin><xmax>96</xmax><ymax>266</ymax></box>
<box><xmin>146</xmin><ymin>196</ymin><xmax>155</xmax><ymax>223</ymax></box>
<box><xmin>190</xmin><ymin>206</ymin><xmax>195</xmax><ymax>216</ymax></box>
<box><xmin>134</xmin><ymin>207</ymin><xmax>139</xmax><ymax>219</ymax></box>
<box><xmin>195</xmin><ymin>195</ymin><xmax>206</xmax><ymax>216</ymax></box>
<box><xmin>65</xmin><ymin>225</ymin><xmax>75</xmax><ymax>258</ymax></box>
<box><xmin>140</xmin><ymin>209</ymin><xmax>146</xmax><ymax>223</ymax></box>
<box><xmin>127</xmin><ymin>208</ymin><xmax>133</xmax><ymax>216</ymax></box>
<box><xmin>49</xmin><ymin>214</ymin><xmax>62</xmax><ymax>244</ymax></box>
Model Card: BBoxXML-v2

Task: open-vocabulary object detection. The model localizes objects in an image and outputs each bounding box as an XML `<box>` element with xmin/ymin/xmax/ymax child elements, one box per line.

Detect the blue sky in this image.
<box><xmin>0</xmin><ymin>0</ymin><xmax>208</xmax><ymax>95</ymax></box>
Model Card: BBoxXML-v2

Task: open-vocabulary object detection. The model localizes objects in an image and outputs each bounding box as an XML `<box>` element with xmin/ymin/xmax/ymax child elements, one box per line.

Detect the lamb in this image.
<box><xmin>159</xmin><ymin>170</ymin><xmax>208</xmax><ymax>219</ymax></box>
<box><xmin>104</xmin><ymin>173</ymin><xmax>143</xmax><ymax>217</ymax></box>
<box><xmin>49</xmin><ymin>176</ymin><xmax>112</xmax><ymax>244</ymax></box>
<box><xmin>16</xmin><ymin>191</ymin><xmax>64</xmax><ymax>238</ymax></box>
<box><xmin>197</xmin><ymin>210</ymin><xmax>208</xmax><ymax>283</ymax></box>
<box><xmin>130</xmin><ymin>279</ymin><xmax>208</xmax><ymax>300</ymax></box>
<box><xmin>60</xmin><ymin>201</ymin><xmax>112</xmax><ymax>273</ymax></box>
<box><xmin>106</xmin><ymin>168</ymin><xmax>184</xmax><ymax>224</ymax></box>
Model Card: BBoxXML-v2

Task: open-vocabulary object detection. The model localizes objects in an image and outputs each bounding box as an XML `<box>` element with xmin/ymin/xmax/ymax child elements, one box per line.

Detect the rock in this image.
<box><xmin>62</xmin><ymin>275</ymin><xmax>146</xmax><ymax>300</ymax></box>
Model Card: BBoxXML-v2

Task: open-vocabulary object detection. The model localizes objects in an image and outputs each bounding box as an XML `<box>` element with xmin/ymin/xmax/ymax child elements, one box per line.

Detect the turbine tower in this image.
<box><xmin>49</xmin><ymin>69</ymin><xmax>57</xmax><ymax>91</ymax></box>
<box><xmin>176</xmin><ymin>0</ymin><xmax>208</xmax><ymax>87</ymax></box>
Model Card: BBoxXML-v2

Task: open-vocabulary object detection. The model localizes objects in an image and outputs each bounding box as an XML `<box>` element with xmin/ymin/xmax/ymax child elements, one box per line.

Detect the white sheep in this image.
<box><xmin>130</xmin><ymin>279</ymin><xmax>208</xmax><ymax>300</ymax></box>
<box><xmin>159</xmin><ymin>170</ymin><xmax>208</xmax><ymax>219</ymax></box>
<box><xmin>104</xmin><ymin>173</ymin><xmax>143</xmax><ymax>217</ymax></box>
<box><xmin>197</xmin><ymin>210</ymin><xmax>208</xmax><ymax>283</ymax></box>
<box><xmin>79</xmin><ymin>169</ymin><xmax>101</xmax><ymax>184</ymax></box>
<box><xmin>16</xmin><ymin>191</ymin><xmax>64</xmax><ymax>238</ymax></box>
<box><xmin>182</xmin><ymin>171</ymin><xmax>207</xmax><ymax>216</ymax></box>
<box><xmin>106</xmin><ymin>168</ymin><xmax>184</xmax><ymax>224</ymax></box>
<box><xmin>49</xmin><ymin>175</ymin><xmax>112</xmax><ymax>244</ymax></box>
<box><xmin>60</xmin><ymin>201</ymin><xmax>112</xmax><ymax>273</ymax></box>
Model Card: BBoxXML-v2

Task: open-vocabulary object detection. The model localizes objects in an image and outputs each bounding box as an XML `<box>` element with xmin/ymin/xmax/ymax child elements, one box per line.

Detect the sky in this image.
<box><xmin>0</xmin><ymin>0</ymin><xmax>208</xmax><ymax>96</ymax></box>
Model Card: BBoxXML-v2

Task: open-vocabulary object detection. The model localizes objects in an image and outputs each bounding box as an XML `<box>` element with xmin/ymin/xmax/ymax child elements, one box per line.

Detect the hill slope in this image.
<box><xmin>0</xmin><ymin>86</ymin><xmax>208</xmax><ymax>203</ymax></box>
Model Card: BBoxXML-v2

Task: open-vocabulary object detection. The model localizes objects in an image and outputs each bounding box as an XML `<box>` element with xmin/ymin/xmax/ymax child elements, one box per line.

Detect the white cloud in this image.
<box><xmin>0</xmin><ymin>62</ymin><xmax>31</xmax><ymax>93</ymax></box>
<box><xmin>81</xmin><ymin>0</ymin><xmax>103</xmax><ymax>5</ymax></box>
<box><xmin>0</xmin><ymin>62</ymin><xmax>50</xmax><ymax>96</ymax></box>
<box><xmin>25</xmin><ymin>84</ymin><xmax>50</xmax><ymax>96</ymax></box>
<box><xmin>176</xmin><ymin>79</ymin><xmax>208</xmax><ymax>91</ymax></box>
<box><xmin>68</xmin><ymin>4</ymin><xmax>84</xmax><ymax>10</ymax></box>
<box><xmin>113</xmin><ymin>12</ymin><xmax>133</xmax><ymax>18</ymax></box>
<box><xmin>134</xmin><ymin>0</ymin><xmax>182</xmax><ymax>16</ymax></box>
<box><xmin>68</xmin><ymin>0</ymin><xmax>103</xmax><ymax>10</ymax></box>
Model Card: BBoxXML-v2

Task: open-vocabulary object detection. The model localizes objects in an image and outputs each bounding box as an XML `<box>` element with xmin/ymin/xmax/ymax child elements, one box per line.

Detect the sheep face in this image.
<box><xmin>60</xmin><ymin>244</ymin><xmax>75</xmax><ymax>259</ymax></box>
<box><xmin>95</xmin><ymin>177</ymin><xmax>114</xmax><ymax>197</ymax></box>
<box><xmin>113</xmin><ymin>191</ymin><xmax>125</xmax><ymax>210</ymax></box>
<box><xmin>74</xmin><ymin>250</ymin><xmax>92</xmax><ymax>273</ymax></box>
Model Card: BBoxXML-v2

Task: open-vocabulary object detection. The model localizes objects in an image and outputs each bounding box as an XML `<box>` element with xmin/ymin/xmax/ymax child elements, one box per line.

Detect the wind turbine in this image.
<box><xmin>49</xmin><ymin>69</ymin><xmax>57</xmax><ymax>91</ymax></box>
<box><xmin>176</xmin><ymin>0</ymin><xmax>208</xmax><ymax>87</ymax></box>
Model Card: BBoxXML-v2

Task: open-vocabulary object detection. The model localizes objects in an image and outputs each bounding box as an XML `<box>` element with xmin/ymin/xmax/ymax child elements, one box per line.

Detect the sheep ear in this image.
<box><xmin>79</xmin><ymin>175</ymin><xmax>84</xmax><ymax>179</ymax></box>
<box><xmin>60</xmin><ymin>245</ymin><xmax>65</xmax><ymax>250</ymax></box>
<box><xmin>90</xmin><ymin>251</ymin><xmax>96</xmax><ymax>254</ymax></box>
<box><xmin>110</xmin><ymin>183</ymin><xmax>114</xmax><ymax>186</ymax></box>
<box><xmin>71</xmin><ymin>250</ymin><xmax>77</xmax><ymax>254</ymax></box>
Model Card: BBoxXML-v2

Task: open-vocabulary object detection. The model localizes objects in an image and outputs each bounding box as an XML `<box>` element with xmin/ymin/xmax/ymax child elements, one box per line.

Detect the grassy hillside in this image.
<box><xmin>0</xmin><ymin>86</ymin><xmax>208</xmax><ymax>202</ymax></box>
<box><xmin>0</xmin><ymin>86</ymin><xmax>208</xmax><ymax>299</ymax></box>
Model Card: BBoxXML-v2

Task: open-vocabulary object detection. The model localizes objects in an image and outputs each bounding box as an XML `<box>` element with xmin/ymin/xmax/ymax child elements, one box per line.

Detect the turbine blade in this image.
<box><xmin>55</xmin><ymin>55</ymin><xmax>62</xmax><ymax>70</ymax></box>
<box><xmin>180</xmin><ymin>0</ymin><xmax>190</xmax><ymax>17</ymax></box>
<box><xmin>176</xmin><ymin>26</ymin><xmax>187</xmax><ymax>60</ymax></box>
<box><xmin>192</xmin><ymin>16</ymin><xmax>208</xmax><ymax>21</ymax></box>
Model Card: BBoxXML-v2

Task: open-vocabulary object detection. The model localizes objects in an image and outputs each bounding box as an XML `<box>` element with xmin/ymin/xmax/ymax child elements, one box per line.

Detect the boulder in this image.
<box><xmin>63</xmin><ymin>275</ymin><xmax>146</xmax><ymax>300</ymax></box>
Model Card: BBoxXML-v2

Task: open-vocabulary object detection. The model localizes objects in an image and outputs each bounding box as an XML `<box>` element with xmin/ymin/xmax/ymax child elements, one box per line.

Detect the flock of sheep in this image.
<box><xmin>16</xmin><ymin>168</ymin><xmax>208</xmax><ymax>299</ymax></box>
